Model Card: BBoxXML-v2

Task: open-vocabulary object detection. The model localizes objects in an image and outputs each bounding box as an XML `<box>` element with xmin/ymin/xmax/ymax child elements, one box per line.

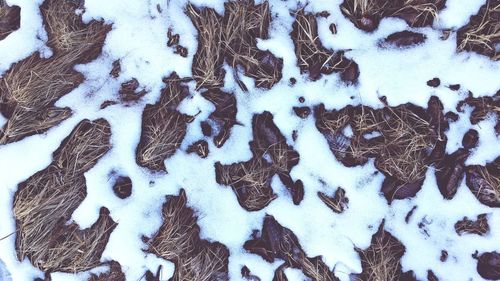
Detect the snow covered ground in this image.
<box><xmin>0</xmin><ymin>0</ymin><xmax>499</xmax><ymax>280</ymax></box>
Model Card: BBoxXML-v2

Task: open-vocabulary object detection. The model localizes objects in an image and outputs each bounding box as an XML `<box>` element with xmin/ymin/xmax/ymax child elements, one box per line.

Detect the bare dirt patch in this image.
<box><xmin>0</xmin><ymin>1</ymin><xmax>20</xmax><ymax>40</ymax></box>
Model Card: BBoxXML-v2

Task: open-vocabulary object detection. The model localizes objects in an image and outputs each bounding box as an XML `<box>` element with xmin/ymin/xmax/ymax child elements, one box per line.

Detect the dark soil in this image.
<box><xmin>381</xmin><ymin>31</ymin><xmax>427</xmax><ymax>48</ymax></box>
<box><xmin>0</xmin><ymin>3</ymin><xmax>20</xmax><ymax>40</ymax></box>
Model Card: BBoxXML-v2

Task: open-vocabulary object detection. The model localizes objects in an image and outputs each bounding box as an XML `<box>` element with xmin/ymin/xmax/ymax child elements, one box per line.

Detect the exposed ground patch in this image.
<box><xmin>0</xmin><ymin>0</ymin><xmax>110</xmax><ymax>144</ymax></box>
<box><xmin>0</xmin><ymin>1</ymin><xmax>20</xmax><ymax>40</ymax></box>
<box><xmin>13</xmin><ymin>119</ymin><xmax>116</xmax><ymax>273</ymax></box>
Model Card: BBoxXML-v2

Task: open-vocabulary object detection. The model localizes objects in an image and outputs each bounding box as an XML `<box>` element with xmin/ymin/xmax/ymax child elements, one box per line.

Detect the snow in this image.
<box><xmin>0</xmin><ymin>0</ymin><xmax>499</xmax><ymax>280</ymax></box>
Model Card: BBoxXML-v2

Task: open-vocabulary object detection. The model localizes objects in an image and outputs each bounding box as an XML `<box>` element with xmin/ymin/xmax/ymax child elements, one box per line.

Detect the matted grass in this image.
<box><xmin>457</xmin><ymin>0</ymin><xmax>500</xmax><ymax>60</ymax></box>
<box><xmin>136</xmin><ymin>73</ymin><xmax>193</xmax><ymax>172</ymax></box>
<box><xmin>146</xmin><ymin>189</ymin><xmax>230</xmax><ymax>281</ymax></box>
<box><xmin>354</xmin><ymin>222</ymin><xmax>406</xmax><ymax>281</ymax></box>
<box><xmin>13</xmin><ymin>119</ymin><xmax>116</xmax><ymax>273</ymax></box>
<box><xmin>291</xmin><ymin>9</ymin><xmax>359</xmax><ymax>82</ymax></box>
<box><xmin>0</xmin><ymin>0</ymin><xmax>110</xmax><ymax>144</ymax></box>
<box><xmin>340</xmin><ymin>0</ymin><xmax>445</xmax><ymax>32</ymax></box>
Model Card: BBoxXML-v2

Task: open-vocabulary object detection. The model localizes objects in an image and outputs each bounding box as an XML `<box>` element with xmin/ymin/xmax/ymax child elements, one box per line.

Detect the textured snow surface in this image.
<box><xmin>0</xmin><ymin>0</ymin><xmax>499</xmax><ymax>280</ymax></box>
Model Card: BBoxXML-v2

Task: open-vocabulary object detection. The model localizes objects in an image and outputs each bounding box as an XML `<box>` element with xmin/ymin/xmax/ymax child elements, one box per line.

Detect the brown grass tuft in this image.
<box><xmin>354</xmin><ymin>222</ymin><xmax>405</xmax><ymax>281</ymax></box>
<box><xmin>136</xmin><ymin>73</ymin><xmax>192</xmax><ymax>172</ymax></box>
<box><xmin>146</xmin><ymin>189</ymin><xmax>229</xmax><ymax>281</ymax></box>
<box><xmin>457</xmin><ymin>0</ymin><xmax>500</xmax><ymax>60</ymax></box>
<box><xmin>291</xmin><ymin>9</ymin><xmax>359</xmax><ymax>82</ymax></box>
<box><xmin>316</xmin><ymin>103</ymin><xmax>439</xmax><ymax>186</ymax></box>
<box><xmin>455</xmin><ymin>214</ymin><xmax>490</xmax><ymax>236</ymax></box>
<box><xmin>466</xmin><ymin>157</ymin><xmax>500</xmax><ymax>207</ymax></box>
<box><xmin>186</xmin><ymin>4</ymin><xmax>225</xmax><ymax>90</ymax></box>
<box><xmin>215</xmin><ymin>111</ymin><xmax>301</xmax><ymax>211</ymax></box>
<box><xmin>0</xmin><ymin>0</ymin><xmax>110</xmax><ymax>144</ymax></box>
<box><xmin>0</xmin><ymin>2</ymin><xmax>20</xmax><ymax>40</ymax></box>
<box><xmin>318</xmin><ymin>187</ymin><xmax>349</xmax><ymax>214</ymax></box>
<box><xmin>13</xmin><ymin>119</ymin><xmax>116</xmax><ymax>273</ymax></box>
<box><xmin>340</xmin><ymin>0</ymin><xmax>445</xmax><ymax>32</ymax></box>
<box><xmin>187</xmin><ymin>1</ymin><xmax>282</xmax><ymax>90</ymax></box>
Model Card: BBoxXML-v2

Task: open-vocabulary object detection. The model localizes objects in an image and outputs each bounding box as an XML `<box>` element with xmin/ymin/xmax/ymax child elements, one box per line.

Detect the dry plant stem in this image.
<box><xmin>13</xmin><ymin>119</ymin><xmax>115</xmax><ymax>273</ymax></box>
<box><xmin>0</xmin><ymin>0</ymin><xmax>109</xmax><ymax>144</ymax></box>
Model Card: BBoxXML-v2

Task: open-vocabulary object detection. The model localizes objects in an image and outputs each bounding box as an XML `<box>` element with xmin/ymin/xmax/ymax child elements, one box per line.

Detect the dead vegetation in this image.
<box><xmin>88</xmin><ymin>261</ymin><xmax>125</xmax><ymax>281</ymax></box>
<box><xmin>201</xmin><ymin>89</ymin><xmax>237</xmax><ymax>148</ymax></box>
<box><xmin>13</xmin><ymin>119</ymin><xmax>116</xmax><ymax>273</ymax></box>
<box><xmin>318</xmin><ymin>187</ymin><xmax>349</xmax><ymax>213</ymax></box>
<box><xmin>146</xmin><ymin>189</ymin><xmax>230</xmax><ymax>281</ymax></box>
<box><xmin>466</xmin><ymin>157</ymin><xmax>500</xmax><ymax>207</ymax></box>
<box><xmin>0</xmin><ymin>1</ymin><xmax>20</xmax><ymax>40</ymax></box>
<box><xmin>136</xmin><ymin>73</ymin><xmax>193</xmax><ymax>172</ymax></box>
<box><xmin>244</xmin><ymin>215</ymin><xmax>339</xmax><ymax>281</ymax></box>
<box><xmin>215</xmin><ymin>111</ymin><xmax>302</xmax><ymax>211</ymax></box>
<box><xmin>315</xmin><ymin>98</ymin><xmax>444</xmax><ymax>202</ymax></box>
<box><xmin>340</xmin><ymin>0</ymin><xmax>445</xmax><ymax>32</ymax></box>
<box><xmin>186</xmin><ymin>1</ymin><xmax>283</xmax><ymax>90</ymax></box>
<box><xmin>0</xmin><ymin>0</ymin><xmax>110</xmax><ymax>144</ymax></box>
<box><xmin>457</xmin><ymin>0</ymin><xmax>500</xmax><ymax>60</ymax></box>
<box><xmin>291</xmin><ymin>9</ymin><xmax>359</xmax><ymax>82</ymax></box>
<box><xmin>455</xmin><ymin>214</ymin><xmax>490</xmax><ymax>236</ymax></box>
<box><xmin>352</xmin><ymin>222</ymin><xmax>406</xmax><ymax>281</ymax></box>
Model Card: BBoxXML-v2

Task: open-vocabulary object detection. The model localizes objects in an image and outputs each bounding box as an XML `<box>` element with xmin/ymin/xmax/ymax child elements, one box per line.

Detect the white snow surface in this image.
<box><xmin>0</xmin><ymin>0</ymin><xmax>499</xmax><ymax>281</ymax></box>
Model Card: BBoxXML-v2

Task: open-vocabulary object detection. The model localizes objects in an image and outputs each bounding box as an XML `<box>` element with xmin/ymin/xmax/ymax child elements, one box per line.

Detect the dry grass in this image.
<box><xmin>455</xmin><ymin>214</ymin><xmax>490</xmax><ymax>236</ymax></box>
<box><xmin>13</xmin><ymin>119</ymin><xmax>115</xmax><ymax>273</ymax></box>
<box><xmin>291</xmin><ymin>9</ymin><xmax>358</xmax><ymax>82</ymax></box>
<box><xmin>136</xmin><ymin>74</ymin><xmax>192</xmax><ymax>172</ymax></box>
<box><xmin>355</xmin><ymin>223</ymin><xmax>405</xmax><ymax>281</ymax></box>
<box><xmin>186</xmin><ymin>4</ymin><xmax>225</xmax><ymax>90</ymax></box>
<box><xmin>222</xmin><ymin>1</ymin><xmax>282</xmax><ymax>89</ymax></box>
<box><xmin>466</xmin><ymin>159</ymin><xmax>500</xmax><ymax>207</ymax></box>
<box><xmin>0</xmin><ymin>0</ymin><xmax>110</xmax><ymax>144</ymax></box>
<box><xmin>245</xmin><ymin>215</ymin><xmax>339</xmax><ymax>280</ymax></box>
<box><xmin>215</xmin><ymin>111</ymin><xmax>300</xmax><ymax>211</ymax></box>
<box><xmin>318</xmin><ymin>187</ymin><xmax>349</xmax><ymax>214</ymax></box>
<box><xmin>216</xmin><ymin>158</ymin><xmax>277</xmax><ymax>211</ymax></box>
<box><xmin>457</xmin><ymin>0</ymin><xmax>500</xmax><ymax>60</ymax></box>
<box><xmin>0</xmin><ymin>2</ymin><xmax>20</xmax><ymax>40</ymax></box>
<box><xmin>316</xmin><ymin>104</ymin><xmax>437</xmax><ymax>184</ymax></box>
<box><xmin>147</xmin><ymin>189</ymin><xmax>229</xmax><ymax>281</ymax></box>
<box><xmin>88</xmin><ymin>261</ymin><xmax>125</xmax><ymax>281</ymax></box>
<box><xmin>340</xmin><ymin>0</ymin><xmax>444</xmax><ymax>32</ymax></box>
<box><xmin>187</xmin><ymin>1</ymin><xmax>282</xmax><ymax>90</ymax></box>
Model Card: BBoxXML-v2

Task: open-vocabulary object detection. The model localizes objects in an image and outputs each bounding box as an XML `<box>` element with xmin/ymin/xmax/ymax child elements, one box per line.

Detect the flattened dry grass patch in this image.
<box><xmin>457</xmin><ymin>0</ymin><xmax>500</xmax><ymax>60</ymax></box>
<box><xmin>244</xmin><ymin>215</ymin><xmax>339</xmax><ymax>281</ymax></box>
<box><xmin>201</xmin><ymin>89</ymin><xmax>238</xmax><ymax>148</ymax></box>
<box><xmin>13</xmin><ymin>119</ymin><xmax>116</xmax><ymax>273</ymax></box>
<box><xmin>0</xmin><ymin>1</ymin><xmax>20</xmax><ymax>40</ymax></box>
<box><xmin>291</xmin><ymin>9</ymin><xmax>359</xmax><ymax>82</ymax></box>
<box><xmin>215</xmin><ymin>111</ymin><xmax>302</xmax><ymax>211</ymax></box>
<box><xmin>315</xmin><ymin>101</ymin><xmax>443</xmax><ymax>202</ymax></box>
<box><xmin>186</xmin><ymin>4</ymin><xmax>225</xmax><ymax>90</ymax></box>
<box><xmin>186</xmin><ymin>0</ymin><xmax>283</xmax><ymax>90</ymax></box>
<box><xmin>136</xmin><ymin>73</ymin><xmax>193</xmax><ymax>172</ymax></box>
<box><xmin>0</xmin><ymin>0</ymin><xmax>110</xmax><ymax>144</ymax></box>
<box><xmin>353</xmin><ymin>222</ymin><xmax>405</xmax><ymax>281</ymax></box>
<box><xmin>455</xmin><ymin>214</ymin><xmax>490</xmax><ymax>236</ymax></box>
<box><xmin>466</xmin><ymin>157</ymin><xmax>500</xmax><ymax>207</ymax></box>
<box><xmin>146</xmin><ymin>189</ymin><xmax>230</xmax><ymax>281</ymax></box>
<box><xmin>340</xmin><ymin>0</ymin><xmax>445</xmax><ymax>32</ymax></box>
